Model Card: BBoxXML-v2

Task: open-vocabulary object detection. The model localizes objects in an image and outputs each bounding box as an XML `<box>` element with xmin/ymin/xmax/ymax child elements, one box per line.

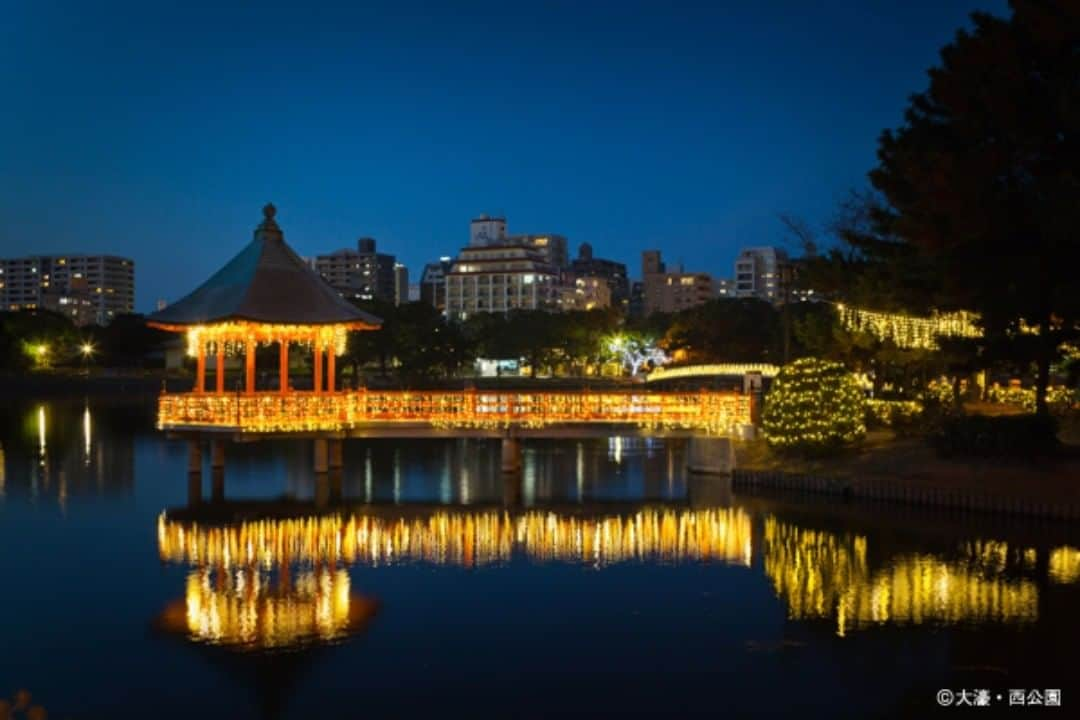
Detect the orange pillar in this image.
<box><xmin>279</xmin><ymin>341</ymin><xmax>289</xmax><ymax>394</ymax></box>
<box><xmin>327</xmin><ymin>348</ymin><xmax>336</xmax><ymax>393</ymax></box>
<box><xmin>313</xmin><ymin>344</ymin><xmax>323</xmax><ymax>394</ymax></box>
<box><xmin>195</xmin><ymin>341</ymin><xmax>206</xmax><ymax>393</ymax></box>
<box><xmin>245</xmin><ymin>337</ymin><xmax>255</xmax><ymax>394</ymax></box>
<box><xmin>215</xmin><ymin>343</ymin><xmax>225</xmax><ymax>393</ymax></box>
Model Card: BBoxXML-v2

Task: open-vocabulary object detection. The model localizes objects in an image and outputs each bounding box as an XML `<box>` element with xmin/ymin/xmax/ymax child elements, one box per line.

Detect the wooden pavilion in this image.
<box><xmin>148</xmin><ymin>203</ymin><xmax>381</xmax><ymax>395</ymax></box>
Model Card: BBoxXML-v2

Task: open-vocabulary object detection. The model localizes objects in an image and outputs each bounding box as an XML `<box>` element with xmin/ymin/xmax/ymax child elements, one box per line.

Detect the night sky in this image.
<box><xmin>2</xmin><ymin>0</ymin><xmax>1008</xmax><ymax>311</ymax></box>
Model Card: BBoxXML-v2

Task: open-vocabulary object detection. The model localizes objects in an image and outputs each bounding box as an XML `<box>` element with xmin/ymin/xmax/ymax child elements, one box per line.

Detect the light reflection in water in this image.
<box><xmin>1049</xmin><ymin>546</ymin><xmax>1080</xmax><ymax>584</ymax></box>
<box><xmin>158</xmin><ymin>507</ymin><xmax>754</xmax><ymax>569</ymax></box>
<box><xmin>763</xmin><ymin>517</ymin><xmax>1040</xmax><ymax>637</ymax></box>
<box><xmin>157</xmin><ymin>567</ymin><xmax>375</xmax><ymax>650</ymax></box>
<box><xmin>37</xmin><ymin>405</ymin><xmax>46</xmax><ymax>463</ymax></box>
<box><xmin>82</xmin><ymin>405</ymin><xmax>92</xmax><ymax>466</ymax></box>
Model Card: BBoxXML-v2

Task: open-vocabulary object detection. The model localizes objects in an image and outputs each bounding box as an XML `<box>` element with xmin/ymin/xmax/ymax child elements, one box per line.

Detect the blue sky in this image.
<box><xmin>0</xmin><ymin>0</ymin><xmax>1008</xmax><ymax>311</ymax></box>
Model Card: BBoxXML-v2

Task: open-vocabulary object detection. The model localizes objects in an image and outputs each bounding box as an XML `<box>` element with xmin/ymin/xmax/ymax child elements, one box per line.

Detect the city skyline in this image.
<box><xmin>1</xmin><ymin>0</ymin><xmax>1008</xmax><ymax>312</ymax></box>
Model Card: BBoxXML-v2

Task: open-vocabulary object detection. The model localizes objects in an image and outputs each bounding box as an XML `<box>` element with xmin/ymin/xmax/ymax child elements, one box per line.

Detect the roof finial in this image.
<box><xmin>263</xmin><ymin>203</ymin><xmax>277</xmax><ymax>220</ymax></box>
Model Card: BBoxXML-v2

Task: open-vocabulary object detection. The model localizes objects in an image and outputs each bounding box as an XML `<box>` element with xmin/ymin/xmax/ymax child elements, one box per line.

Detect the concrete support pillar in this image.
<box><xmin>328</xmin><ymin>439</ymin><xmax>343</xmax><ymax>469</ymax></box>
<box><xmin>313</xmin><ymin>438</ymin><xmax>329</xmax><ymax>473</ymax></box>
<box><xmin>245</xmin><ymin>337</ymin><xmax>256</xmax><ymax>395</ymax></box>
<box><xmin>187</xmin><ymin>440</ymin><xmax>202</xmax><ymax>474</ymax></box>
<box><xmin>195</xmin><ymin>342</ymin><xmax>205</xmax><ymax>394</ymax></box>
<box><xmin>327</xmin><ymin>350</ymin><xmax>336</xmax><ymax>393</ymax></box>
<box><xmin>187</xmin><ymin>473</ymin><xmax>202</xmax><ymax>507</ymax></box>
<box><xmin>279</xmin><ymin>341</ymin><xmax>289</xmax><ymax>394</ymax></box>
<box><xmin>688</xmin><ymin>473</ymin><xmax>734</xmax><ymax>507</ymax></box>
<box><xmin>210</xmin><ymin>439</ymin><xmax>225</xmax><ymax>469</ymax></box>
<box><xmin>500</xmin><ymin>437</ymin><xmax>522</xmax><ymax>474</ymax></box>
<box><xmin>686</xmin><ymin>436</ymin><xmax>735</xmax><ymax>475</ymax></box>
<box><xmin>215</xmin><ymin>344</ymin><xmax>225</xmax><ymax>394</ymax></box>
<box><xmin>329</xmin><ymin>468</ymin><xmax>343</xmax><ymax>503</ymax></box>
<box><xmin>211</xmin><ymin>467</ymin><xmax>225</xmax><ymax>504</ymax></box>
<box><xmin>502</xmin><ymin>472</ymin><xmax>522</xmax><ymax>507</ymax></box>
<box><xmin>315</xmin><ymin>473</ymin><xmax>330</xmax><ymax>510</ymax></box>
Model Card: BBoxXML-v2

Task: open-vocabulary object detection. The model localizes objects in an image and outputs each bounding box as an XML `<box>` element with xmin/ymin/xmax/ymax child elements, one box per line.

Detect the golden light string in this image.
<box><xmin>158</xmin><ymin>390</ymin><xmax>752</xmax><ymax>434</ymax></box>
<box><xmin>184</xmin><ymin>321</ymin><xmax>350</xmax><ymax>358</ymax></box>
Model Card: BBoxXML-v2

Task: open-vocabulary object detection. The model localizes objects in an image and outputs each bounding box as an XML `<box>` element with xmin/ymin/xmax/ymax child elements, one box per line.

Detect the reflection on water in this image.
<box><xmin>1050</xmin><ymin>546</ymin><xmax>1080</xmax><ymax>584</ymax></box>
<box><xmin>158</xmin><ymin>507</ymin><xmax>753</xmax><ymax>569</ymax></box>
<box><xmin>763</xmin><ymin>517</ymin><xmax>1040</xmax><ymax>636</ymax></box>
<box><xmin>157</xmin><ymin>568</ymin><xmax>376</xmax><ymax>651</ymax></box>
<box><xmin>4</xmin><ymin>398</ymin><xmax>1080</xmax><ymax>718</ymax></box>
<box><xmin>1</xmin><ymin>400</ymin><xmax>135</xmax><ymax>505</ymax></box>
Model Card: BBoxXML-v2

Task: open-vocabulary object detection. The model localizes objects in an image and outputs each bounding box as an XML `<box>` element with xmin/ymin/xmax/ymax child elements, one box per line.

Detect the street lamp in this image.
<box><xmin>80</xmin><ymin>341</ymin><xmax>95</xmax><ymax>374</ymax></box>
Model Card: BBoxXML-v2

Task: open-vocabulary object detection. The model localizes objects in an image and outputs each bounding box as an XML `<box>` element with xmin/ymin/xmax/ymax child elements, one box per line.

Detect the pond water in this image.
<box><xmin>1</xmin><ymin>397</ymin><xmax>1077</xmax><ymax>719</ymax></box>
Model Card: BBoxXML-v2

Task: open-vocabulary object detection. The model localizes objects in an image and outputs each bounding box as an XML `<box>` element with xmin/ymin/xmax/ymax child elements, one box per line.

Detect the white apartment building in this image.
<box><xmin>469</xmin><ymin>215</ymin><xmax>568</xmax><ymax>268</ymax></box>
<box><xmin>445</xmin><ymin>244</ymin><xmax>559</xmax><ymax>321</ymax></box>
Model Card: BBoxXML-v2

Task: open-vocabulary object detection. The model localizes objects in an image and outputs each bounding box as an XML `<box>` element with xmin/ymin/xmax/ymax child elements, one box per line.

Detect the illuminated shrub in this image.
<box><xmin>763</xmin><ymin>358</ymin><xmax>866</xmax><ymax>453</ymax></box>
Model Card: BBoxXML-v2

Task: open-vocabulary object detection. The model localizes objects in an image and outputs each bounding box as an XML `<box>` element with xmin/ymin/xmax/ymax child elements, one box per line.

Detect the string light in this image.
<box><xmin>865</xmin><ymin>398</ymin><xmax>922</xmax><ymax>425</ymax></box>
<box><xmin>158</xmin><ymin>390</ymin><xmax>752</xmax><ymax>434</ymax></box>
<box><xmin>646</xmin><ymin>363</ymin><xmax>780</xmax><ymax>382</ymax></box>
<box><xmin>836</xmin><ymin>303</ymin><xmax>981</xmax><ymax>349</ymax></box>
<box><xmin>172</xmin><ymin>321</ymin><xmax>357</xmax><ymax>358</ymax></box>
<box><xmin>763</xmin><ymin>358</ymin><xmax>866</xmax><ymax>450</ymax></box>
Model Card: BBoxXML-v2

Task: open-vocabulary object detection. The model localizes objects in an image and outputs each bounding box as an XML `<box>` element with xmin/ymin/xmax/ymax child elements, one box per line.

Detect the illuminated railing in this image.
<box><xmin>158</xmin><ymin>507</ymin><xmax>753</xmax><ymax>569</ymax></box>
<box><xmin>157</xmin><ymin>389</ymin><xmax>752</xmax><ymax>434</ymax></box>
<box><xmin>763</xmin><ymin>518</ymin><xmax>1040</xmax><ymax>636</ymax></box>
<box><xmin>646</xmin><ymin>363</ymin><xmax>780</xmax><ymax>382</ymax></box>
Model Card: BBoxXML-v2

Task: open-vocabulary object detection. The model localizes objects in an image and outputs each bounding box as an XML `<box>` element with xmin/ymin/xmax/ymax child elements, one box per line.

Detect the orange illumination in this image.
<box><xmin>156</xmin><ymin>390</ymin><xmax>751</xmax><ymax>434</ymax></box>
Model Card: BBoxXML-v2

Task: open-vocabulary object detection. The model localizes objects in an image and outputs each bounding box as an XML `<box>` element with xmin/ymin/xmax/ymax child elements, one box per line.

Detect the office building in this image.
<box><xmin>0</xmin><ymin>254</ymin><xmax>134</xmax><ymax>325</ymax></box>
<box><xmin>312</xmin><ymin>237</ymin><xmax>396</xmax><ymax>303</ymax></box>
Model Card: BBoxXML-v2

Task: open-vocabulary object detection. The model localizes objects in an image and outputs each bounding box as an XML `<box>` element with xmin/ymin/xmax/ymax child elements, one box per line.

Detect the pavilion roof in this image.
<box><xmin>148</xmin><ymin>204</ymin><xmax>382</xmax><ymax>328</ymax></box>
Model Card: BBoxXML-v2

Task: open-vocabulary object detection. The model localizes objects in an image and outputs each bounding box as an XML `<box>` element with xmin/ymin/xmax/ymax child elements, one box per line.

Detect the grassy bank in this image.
<box><xmin>736</xmin><ymin>416</ymin><xmax>1080</xmax><ymax>506</ymax></box>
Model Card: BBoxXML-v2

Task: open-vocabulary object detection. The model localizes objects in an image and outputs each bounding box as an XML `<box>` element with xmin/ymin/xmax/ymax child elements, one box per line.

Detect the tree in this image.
<box><xmin>662</xmin><ymin>298</ymin><xmax>781</xmax><ymax>363</ymax></box>
<box><xmin>0</xmin><ymin>310</ymin><xmax>79</xmax><ymax>370</ymax></box>
<box><xmin>763</xmin><ymin>358</ymin><xmax>867</xmax><ymax>454</ymax></box>
<box><xmin>608</xmin><ymin>332</ymin><xmax>667</xmax><ymax>377</ymax></box>
<box><xmin>869</xmin><ymin>0</ymin><xmax>1080</xmax><ymax>414</ymax></box>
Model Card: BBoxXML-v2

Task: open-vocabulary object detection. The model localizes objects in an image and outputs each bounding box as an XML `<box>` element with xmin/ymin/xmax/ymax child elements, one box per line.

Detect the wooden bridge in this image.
<box><xmin>161</xmin><ymin>388</ymin><xmax>749</xmax><ymax>475</ymax></box>
<box><xmin>158</xmin><ymin>388</ymin><xmax>752</xmax><ymax>436</ymax></box>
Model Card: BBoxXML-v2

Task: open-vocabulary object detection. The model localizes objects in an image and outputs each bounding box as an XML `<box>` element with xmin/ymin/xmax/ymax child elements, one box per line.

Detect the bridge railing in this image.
<box><xmin>158</xmin><ymin>389</ymin><xmax>752</xmax><ymax>434</ymax></box>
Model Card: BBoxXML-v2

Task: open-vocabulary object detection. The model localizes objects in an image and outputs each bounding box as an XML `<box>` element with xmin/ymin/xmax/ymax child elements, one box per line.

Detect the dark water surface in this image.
<box><xmin>1</xmin><ymin>397</ymin><xmax>1077</xmax><ymax>719</ymax></box>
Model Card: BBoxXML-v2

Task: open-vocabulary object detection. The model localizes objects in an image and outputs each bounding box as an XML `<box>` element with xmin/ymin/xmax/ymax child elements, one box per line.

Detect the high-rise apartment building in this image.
<box><xmin>734</xmin><ymin>247</ymin><xmax>792</xmax><ymax>304</ymax></box>
<box><xmin>569</xmin><ymin>243</ymin><xmax>629</xmax><ymax>310</ymax></box>
<box><xmin>558</xmin><ymin>276</ymin><xmax>612</xmax><ymax>312</ymax></box>
<box><xmin>0</xmin><ymin>254</ymin><xmax>135</xmax><ymax>325</ymax></box>
<box><xmin>312</xmin><ymin>237</ymin><xmax>397</xmax><ymax>303</ymax></box>
<box><xmin>640</xmin><ymin>250</ymin><xmax>714</xmax><ymax>316</ymax></box>
<box><xmin>420</xmin><ymin>257</ymin><xmax>453</xmax><ymax>311</ymax></box>
<box><xmin>393</xmin><ymin>263</ymin><xmax>409</xmax><ymax>306</ymax></box>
